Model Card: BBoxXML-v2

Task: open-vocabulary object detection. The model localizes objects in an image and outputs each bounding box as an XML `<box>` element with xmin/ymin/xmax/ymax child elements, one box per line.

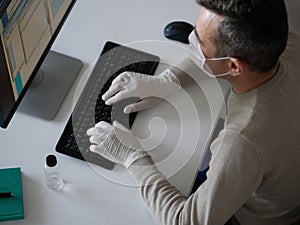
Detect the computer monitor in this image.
<box><xmin>0</xmin><ymin>0</ymin><xmax>82</xmax><ymax>128</ymax></box>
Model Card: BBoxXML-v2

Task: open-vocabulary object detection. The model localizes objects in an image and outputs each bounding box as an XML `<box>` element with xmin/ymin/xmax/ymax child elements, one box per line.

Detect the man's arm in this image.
<box><xmin>128</xmin><ymin>130</ymin><xmax>264</xmax><ymax>225</ymax></box>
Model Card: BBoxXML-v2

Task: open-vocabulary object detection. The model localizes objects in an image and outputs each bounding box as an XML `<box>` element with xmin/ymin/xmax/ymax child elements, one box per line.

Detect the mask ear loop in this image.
<box><xmin>204</xmin><ymin>58</ymin><xmax>231</xmax><ymax>77</ymax></box>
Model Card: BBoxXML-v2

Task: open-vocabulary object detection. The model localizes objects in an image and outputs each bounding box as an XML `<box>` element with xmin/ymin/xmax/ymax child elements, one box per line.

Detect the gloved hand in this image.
<box><xmin>102</xmin><ymin>69</ymin><xmax>182</xmax><ymax>113</ymax></box>
<box><xmin>86</xmin><ymin>121</ymin><xmax>148</xmax><ymax>168</ymax></box>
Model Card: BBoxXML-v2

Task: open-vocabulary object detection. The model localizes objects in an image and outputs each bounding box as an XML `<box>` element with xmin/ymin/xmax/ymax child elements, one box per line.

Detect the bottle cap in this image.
<box><xmin>46</xmin><ymin>154</ymin><xmax>57</xmax><ymax>167</ymax></box>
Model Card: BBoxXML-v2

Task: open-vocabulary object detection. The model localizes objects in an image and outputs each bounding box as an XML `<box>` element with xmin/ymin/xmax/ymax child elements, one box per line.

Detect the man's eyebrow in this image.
<box><xmin>194</xmin><ymin>26</ymin><xmax>205</xmax><ymax>46</ymax></box>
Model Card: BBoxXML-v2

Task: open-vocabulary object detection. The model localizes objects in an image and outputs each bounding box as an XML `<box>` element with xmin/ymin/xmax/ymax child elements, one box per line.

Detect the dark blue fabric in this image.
<box><xmin>190</xmin><ymin>167</ymin><xmax>209</xmax><ymax>195</ymax></box>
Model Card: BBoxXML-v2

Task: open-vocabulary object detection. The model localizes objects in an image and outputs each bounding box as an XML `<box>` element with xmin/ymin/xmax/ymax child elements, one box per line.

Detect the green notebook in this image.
<box><xmin>0</xmin><ymin>167</ymin><xmax>24</xmax><ymax>222</ymax></box>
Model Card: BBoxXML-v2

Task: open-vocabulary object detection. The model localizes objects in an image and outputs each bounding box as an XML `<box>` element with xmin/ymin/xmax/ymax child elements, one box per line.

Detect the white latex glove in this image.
<box><xmin>86</xmin><ymin>121</ymin><xmax>148</xmax><ymax>168</ymax></box>
<box><xmin>102</xmin><ymin>69</ymin><xmax>182</xmax><ymax>113</ymax></box>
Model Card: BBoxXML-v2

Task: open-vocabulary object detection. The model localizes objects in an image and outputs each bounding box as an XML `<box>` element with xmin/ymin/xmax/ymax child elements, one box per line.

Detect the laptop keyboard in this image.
<box><xmin>55</xmin><ymin>41</ymin><xmax>159</xmax><ymax>170</ymax></box>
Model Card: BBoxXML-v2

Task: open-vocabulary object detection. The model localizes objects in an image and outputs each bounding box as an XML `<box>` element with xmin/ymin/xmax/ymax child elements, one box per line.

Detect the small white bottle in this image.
<box><xmin>45</xmin><ymin>154</ymin><xmax>64</xmax><ymax>191</ymax></box>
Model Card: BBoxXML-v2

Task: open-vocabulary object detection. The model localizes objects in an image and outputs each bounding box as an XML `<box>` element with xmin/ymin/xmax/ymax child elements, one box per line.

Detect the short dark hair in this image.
<box><xmin>197</xmin><ymin>0</ymin><xmax>289</xmax><ymax>73</ymax></box>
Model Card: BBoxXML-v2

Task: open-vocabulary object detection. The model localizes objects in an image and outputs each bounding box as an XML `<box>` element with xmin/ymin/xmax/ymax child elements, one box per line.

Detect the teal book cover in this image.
<box><xmin>0</xmin><ymin>167</ymin><xmax>24</xmax><ymax>221</ymax></box>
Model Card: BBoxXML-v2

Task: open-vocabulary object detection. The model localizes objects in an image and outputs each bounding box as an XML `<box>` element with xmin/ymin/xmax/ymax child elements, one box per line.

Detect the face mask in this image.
<box><xmin>188</xmin><ymin>30</ymin><xmax>230</xmax><ymax>78</ymax></box>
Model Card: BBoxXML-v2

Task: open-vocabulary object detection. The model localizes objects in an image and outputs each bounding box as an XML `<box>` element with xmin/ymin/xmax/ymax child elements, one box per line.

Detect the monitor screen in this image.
<box><xmin>0</xmin><ymin>0</ymin><xmax>77</xmax><ymax>128</ymax></box>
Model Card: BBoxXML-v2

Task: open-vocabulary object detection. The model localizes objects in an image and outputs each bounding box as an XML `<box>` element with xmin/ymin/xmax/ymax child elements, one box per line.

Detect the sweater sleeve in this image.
<box><xmin>128</xmin><ymin>130</ymin><xmax>264</xmax><ymax>225</ymax></box>
<box><xmin>169</xmin><ymin>56</ymin><xmax>205</xmax><ymax>87</ymax></box>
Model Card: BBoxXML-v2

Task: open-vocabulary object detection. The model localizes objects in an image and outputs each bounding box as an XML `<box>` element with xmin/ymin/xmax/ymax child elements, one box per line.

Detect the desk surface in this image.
<box><xmin>0</xmin><ymin>1</ymin><xmax>230</xmax><ymax>224</ymax></box>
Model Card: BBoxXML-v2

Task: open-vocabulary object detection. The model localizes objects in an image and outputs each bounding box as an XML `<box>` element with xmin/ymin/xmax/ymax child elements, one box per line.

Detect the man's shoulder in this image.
<box><xmin>281</xmin><ymin>30</ymin><xmax>300</xmax><ymax>65</ymax></box>
<box><xmin>211</xmin><ymin>129</ymin><xmax>261</xmax><ymax>157</ymax></box>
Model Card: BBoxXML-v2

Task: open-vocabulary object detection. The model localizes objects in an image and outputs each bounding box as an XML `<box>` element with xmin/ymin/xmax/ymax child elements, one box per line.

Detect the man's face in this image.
<box><xmin>194</xmin><ymin>7</ymin><xmax>229</xmax><ymax>75</ymax></box>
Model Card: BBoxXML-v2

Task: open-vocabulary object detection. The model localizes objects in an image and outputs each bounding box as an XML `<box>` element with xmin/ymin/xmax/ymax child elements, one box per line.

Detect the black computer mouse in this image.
<box><xmin>163</xmin><ymin>21</ymin><xmax>194</xmax><ymax>44</ymax></box>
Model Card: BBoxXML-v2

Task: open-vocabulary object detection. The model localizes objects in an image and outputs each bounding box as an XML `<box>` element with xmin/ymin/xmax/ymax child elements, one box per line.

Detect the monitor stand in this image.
<box><xmin>19</xmin><ymin>51</ymin><xmax>83</xmax><ymax>120</ymax></box>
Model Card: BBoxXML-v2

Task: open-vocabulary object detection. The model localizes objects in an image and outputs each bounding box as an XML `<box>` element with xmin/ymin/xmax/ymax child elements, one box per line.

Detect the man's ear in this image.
<box><xmin>228</xmin><ymin>58</ymin><xmax>246</xmax><ymax>77</ymax></box>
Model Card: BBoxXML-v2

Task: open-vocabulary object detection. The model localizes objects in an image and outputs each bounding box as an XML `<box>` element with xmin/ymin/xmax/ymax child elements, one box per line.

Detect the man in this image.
<box><xmin>87</xmin><ymin>0</ymin><xmax>300</xmax><ymax>224</ymax></box>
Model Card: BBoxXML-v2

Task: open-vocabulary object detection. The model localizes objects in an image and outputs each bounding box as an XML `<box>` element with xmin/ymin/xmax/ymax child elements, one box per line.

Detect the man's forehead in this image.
<box><xmin>195</xmin><ymin>8</ymin><xmax>224</xmax><ymax>42</ymax></box>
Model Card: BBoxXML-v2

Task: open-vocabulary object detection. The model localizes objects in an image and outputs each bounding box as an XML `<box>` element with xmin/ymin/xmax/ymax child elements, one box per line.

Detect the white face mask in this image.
<box><xmin>188</xmin><ymin>30</ymin><xmax>230</xmax><ymax>78</ymax></box>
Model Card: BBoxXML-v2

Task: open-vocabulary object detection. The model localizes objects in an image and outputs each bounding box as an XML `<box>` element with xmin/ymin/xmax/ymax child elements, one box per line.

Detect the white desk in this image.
<box><xmin>0</xmin><ymin>1</ymin><xmax>230</xmax><ymax>224</ymax></box>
